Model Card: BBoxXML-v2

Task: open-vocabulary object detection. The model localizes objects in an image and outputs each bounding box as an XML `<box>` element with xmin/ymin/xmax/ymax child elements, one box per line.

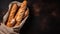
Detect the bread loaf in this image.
<box><xmin>6</xmin><ymin>3</ymin><xmax>18</xmax><ymax>27</ymax></box>
<box><xmin>15</xmin><ymin>0</ymin><xmax>27</xmax><ymax>26</ymax></box>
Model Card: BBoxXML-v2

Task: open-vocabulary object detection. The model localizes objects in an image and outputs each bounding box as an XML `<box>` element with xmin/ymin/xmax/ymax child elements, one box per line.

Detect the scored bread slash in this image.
<box><xmin>14</xmin><ymin>0</ymin><xmax>27</xmax><ymax>26</ymax></box>
<box><xmin>6</xmin><ymin>3</ymin><xmax>18</xmax><ymax>27</ymax></box>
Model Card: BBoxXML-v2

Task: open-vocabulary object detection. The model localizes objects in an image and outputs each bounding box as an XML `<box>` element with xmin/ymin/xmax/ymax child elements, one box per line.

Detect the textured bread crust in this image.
<box><xmin>15</xmin><ymin>0</ymin><xmax>27</xmax><ymax>26</ymax></box>
<box><xmin>6</xmin><ymin>3</ymin><xmax>18</xmax><ymax>27</ymax></box>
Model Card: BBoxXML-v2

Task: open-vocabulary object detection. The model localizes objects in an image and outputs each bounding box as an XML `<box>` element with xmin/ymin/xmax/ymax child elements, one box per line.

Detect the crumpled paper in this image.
<box><xmin>0</xmin><ymin>1</ymin><xmax>29</xmax><ymax>34</ymax></box>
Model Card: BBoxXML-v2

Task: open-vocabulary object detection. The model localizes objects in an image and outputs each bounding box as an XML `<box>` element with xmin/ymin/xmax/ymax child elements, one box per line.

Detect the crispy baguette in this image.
<box><xmin>15</xmin><ymin>0</ymin><xmax>27</xmax><ymax>26</ymax></box>
<box><xmin>6</xmin><ymin>3</ymin><xmax>18</xmax><ymax>27</ymax></box>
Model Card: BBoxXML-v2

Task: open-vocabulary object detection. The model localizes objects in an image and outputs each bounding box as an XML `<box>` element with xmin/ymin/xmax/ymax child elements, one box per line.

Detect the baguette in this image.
<box><xmin>15</xmin><ymin>0</ymin><xmax>27</xmax><ymax>26</ymax></box>
<box><xmin>6</xmin><ymin>3</ymin><xmax>18</xmax><ymax>27</ymax></box>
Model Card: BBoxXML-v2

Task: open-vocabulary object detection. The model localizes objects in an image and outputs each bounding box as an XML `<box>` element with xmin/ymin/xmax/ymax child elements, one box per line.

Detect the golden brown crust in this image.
<box><xmin>6</xmin><ymin>3</ymin><xmax>18</xmax><ymax>27</ymax></box>
<box><xmin>14</xmin><ymin>1</ymin><xmax>27</xmax><ymax>26</ymax></box>
<box><xmin>6</xmin><ymin>0</ymin><xmax>28</xmax><ymax>27</ymax></box>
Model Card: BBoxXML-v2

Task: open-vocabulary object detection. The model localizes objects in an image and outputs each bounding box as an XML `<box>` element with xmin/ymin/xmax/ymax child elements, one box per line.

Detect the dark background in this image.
<box><xmin>0</xmin><ymin>0</ymin><xmax>60</xmax><ymax>34</ymax></box>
